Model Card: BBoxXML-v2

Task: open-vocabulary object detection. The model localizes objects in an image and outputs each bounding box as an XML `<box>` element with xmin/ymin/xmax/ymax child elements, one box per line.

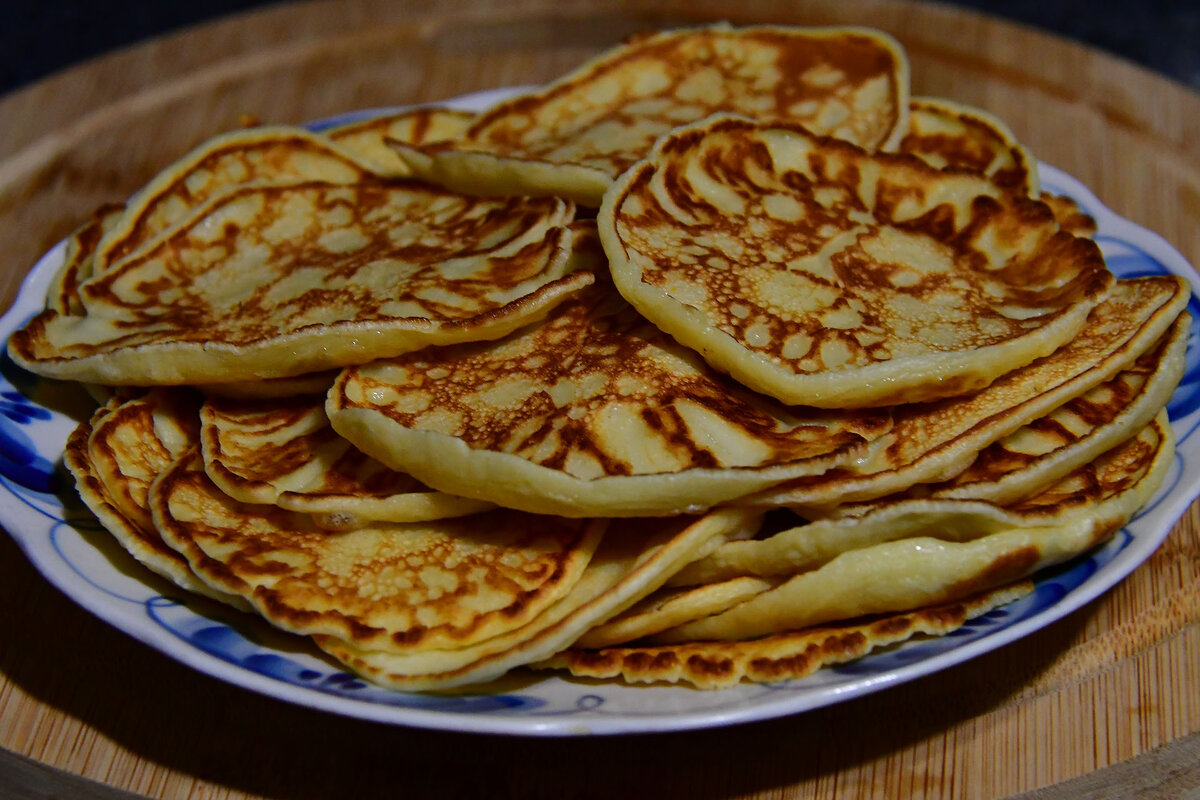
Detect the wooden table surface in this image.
<box><xmin>2</xmin><ymin>1</ymin><xmax>1199</xmax><ymax>798</ymax></box>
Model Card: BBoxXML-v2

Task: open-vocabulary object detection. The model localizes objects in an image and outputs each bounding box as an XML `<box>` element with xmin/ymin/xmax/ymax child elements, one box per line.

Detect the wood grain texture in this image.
<box><xmin>1</xmin><ymin>1</ymin><xmax>1198</xmax><ymax>798</ymax></box>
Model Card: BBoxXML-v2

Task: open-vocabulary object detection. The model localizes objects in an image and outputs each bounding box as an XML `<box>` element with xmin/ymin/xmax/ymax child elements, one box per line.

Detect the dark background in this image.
<box><xmin>2</xmin><ymin>0</ymin><xmax>1199</xmax><ymax>99</ymax></box>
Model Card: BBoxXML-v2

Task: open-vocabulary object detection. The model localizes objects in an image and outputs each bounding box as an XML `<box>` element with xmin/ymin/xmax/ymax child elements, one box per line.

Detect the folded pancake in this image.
<box><xmin>201</xmin><ymin>394</ymin><xmax>493</xmax><ymax>528</ymax></box>
<box><xmin>899</xmin><ymin>96</ymin><xmax>1038</xmax><ymax>196</ymax></box>
<box><xmin>92</xmin><ymin>126</ymin><xmax>382</xmax><ymax>273</ymax></box>
<box><xmin>328</xmin><ymin>272</ymin><xmax>892</xmax><ymax>517</ymax></box>
<box><xmin>601</xmin><ymin>114</ymin><xmax>1114</xmax><ymax>408</ymax></box>
<box><xmin>539</xmin><ymin>581</ymin><xmax>1033</xmax><ymax>688</ymax></box>
<box><xmin>10</xmin><ymin>181</ymin><xmax>590</xmax><ymax>385</ymax></box>
<box><xmin>152</xmin><ymin>449</ymin><xmax>604</xmax><ymax>652</ymax></box>
<box><xmin>46</xmin><ymin>203</ymin><xmax>125</xmax><ymax>315</ymax></box>
<box><xmin>327</xmin><ymin>107</ymin><xmax>474</xmax><ymax>177</ymax></box>
<box><xmin>396</xmin><ymin>24</ymin><xmax>909</xmax><ymax>205</ymax></box>
<box><xmin>313</xmin><ymin>507</ymin><xmax>761</xmax><ymax>691</ymax></box>
<box><xmin>742</xmin><ymin>276</ymin><xmax>1187</xmax><ymax>510</ymax></box>
<box><xmin>657</xmin><ymin>411</ymin><xmax>1172</xmax><ymax>639</ymax></box>
<box><xmin>63</xmin><ymin>392</ymin><xmax>245</xmax><ymax>606</ymax></box>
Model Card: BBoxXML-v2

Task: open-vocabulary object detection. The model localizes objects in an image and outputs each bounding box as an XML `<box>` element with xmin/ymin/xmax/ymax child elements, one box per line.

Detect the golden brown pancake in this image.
<box><xmin>46</xmin><ymin>203</ymin><xmax>125</xmax><ymax>315</ymax></box>
<box><xmin>312</xmin><ymin>507</ymin><xmax>761</xmax><ymax>691</ymax></box>
<box><xmin>743</xmin><ymin>275</ymin><xmax>1188</xmax><ymax>510</ymax></box>
<box><xmin>328</xmin><ymin>272</ymin><xmax>892</xmax><ymax>517</ymax></box>
<box><xmin>152</xmin><ymin>449</ymin><xmax>604</xmax><ymax>652</ymax></box>
<box><xmin>92</xmin><ymin>126</ymin><xmax>382</xmax><ymax>273</ymax></box>
<box><xmin>1040</xmin><ymin>193</ymin><xmax>1098</xmax><ymax>237</ymax></box>
<box><xmin>659</xmin><ymin>412</ymin><xmax>1172</xmax><ymax>639</ymax></box>
<box><xmin>64</xmin><ymin>393</ymin><xmax>245</xmax><ymax>606</ymax></box>
<box><xmin>201</xmin><ymin>394</ymin><xmax>493</xmax><ymax>528</ymax></box>
<box><xmin>327</xmin><ymin>107</ymin><xmax>474</xmax><ymax>177</ymax></box>
<box><xmin>899</xmin><ymin>96</ymin><xmax>1038</xmax><ymax>196</ymax></box>
<box><xmin>10</xmin><ymin>181</ymin><xmax>590</xmax><ymax>385</ymax></box>
<box><xmin>539</xmin><ymin>581</ymin><xmax>1032</xmax><ymax>688</ymax></box>
<box><xmin>396</xmin><ymin>24</ymin><xmax>909</xmax><ymax>205</ymax></box>
<box><xmin>602</xmin><ymin>114</ymin><xmax>1114</xmax><ymax>408</ymax></box>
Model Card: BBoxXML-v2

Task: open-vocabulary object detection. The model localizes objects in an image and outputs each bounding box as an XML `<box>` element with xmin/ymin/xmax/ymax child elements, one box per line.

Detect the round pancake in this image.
<box><xmin>396</xmin><ymin>24</ymin><xmax>909</xmax><ymax>205</ymax></box>
<box><xmin>10</xmin><ymin>181</ymin><xmax>591</xmax><ymax>385</ymax></box>
<box><xmin>539</xmin><ymin>581</ymin><xmax>1032</xmax><ymax>688</ymax></box>
<box><xmin>64</xmin><ymin>393</ymin><xmax>245</xmax><ymax>606</ymax></box>
<box><xmin>45</xmin><ymin>203</ymin><xmax>125</xmax><ymax>315</ymax></box>
<box><xmin>312</xmin><ymin>507</ymin><xmax>760</xmax><ymax>691</ymax></box>
<box><xmin>742</xmin><ymin>275</ymin><xmax>1188</xmax><ymax>509</ymax></box>
<box><xmin>327</xmin><ymin>107</ymin><xmax>474</xmax><ymax>177</ymax></box>
<box><xmin>658</xmin><ymin>411</ymin><xmax>1172</xmax><ymax>639</ymax></box>
<box><xmin>92</xmin><ymin>126</ymin><xmax>381</xmax><ymax>273</ymax></box>
<box><xmin>601</xmin><ymin>114</ymin><xmax>1114</xmax><ymax>408</ymax></box>
<box><xmin>201</xmin><ymin>394</ymin><xmax>493</xmax><ymax>528</ymax></box>
<box><xmin>899</xmin><ymin>96</ymin><xmax>1039</xmax><ymax>196</ymax></box>
<box><xmin>151</xmin><ymin>449</ymin><xmax>604</xmax><ymax>653</ymax></box>
<box><xmin>328</xmin><ymin>272</ymin><xmax>892</xmax><ymax>517</ymax></box>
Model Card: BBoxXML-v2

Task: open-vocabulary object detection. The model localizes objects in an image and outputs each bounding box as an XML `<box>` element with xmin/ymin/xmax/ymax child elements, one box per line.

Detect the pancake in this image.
<box><xmin>742</xmin><ymin>275</ymin><xmax>1188</xmax><ymax>510</ymax></box>
<box><xmin>10</xmin><ymin>181</ymin><xmax>590</xmax><ymax>385</ymax></box>
<box><xmin>201</xmin><ymin>394</ymin><xmax>493</xmax><ymax>528</ymax></box>
<box><xmin>197</xmin><ymin>371</ymin><xmax>340</xmax><ymax>400</ymax></box>
<box><xmin>46</xmin><ymin>203</ymin><xmax>125</xmax><ymax>315</ymax></box>
<box><xmin>539</xmin><ymin>581</ymin><xmax>1032</xmax><ymax>688</ymax></box>
<box><xmin>151</xmin><ymin>449</ymin><xmax>604</xmax><ymax>652</ymax></box>
<box><xmin>64</xmin><ymin>393</ymin><xmax>245</xmax><ymax>606</ymax></box>
<box><xmin>573</xmin><ymin>575</ymin><xmax>778</xmax><ymax>649</ymax></box>
<box><xmin>1040</xmin><ymin>193</ymin><xmax>1098</xmax><ymax>237</ymax></box>
<box><xmin>657</xmin><ymin>411</ymin><xmax>1172</xmax><ymax>640</ymax></box>
<box><xmin>312</xmin><ymin>507</ymin><xmax>761</xmax><ymax>691</ymax></box>
<box><xmin>395</xmin><ymin>24</ymin><xmax>909</xmax><ymax>205</ymax></box>
<box><xmin>899</xmin><ymin>96</ymin><xmax>1039</xmax><ymax>196</ymax></box>
<box><xmin>328</xmin><ymin>271</ymin><xmax>893</xmax><ymax>517</ymax></box>
<box><xmin>91</xmin><ymin>126</ymin><xmax>382</xmax><ymax>273</ymax></box>
<box><xmin>601</xmin><ymin>113</ymin><xmax>1114</xmax><ymax>408</ymax></box>
<box><xmin>327</xmin><ymin>107</ymin><xmax>474</xmax><ymax>177</ymax></box>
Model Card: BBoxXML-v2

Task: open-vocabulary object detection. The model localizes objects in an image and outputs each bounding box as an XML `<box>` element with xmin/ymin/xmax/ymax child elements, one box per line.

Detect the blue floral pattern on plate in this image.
<box><xmin>1</xmin><ymin>94</ymin><xmax>1198</xmax><ymax>736</ymax></box>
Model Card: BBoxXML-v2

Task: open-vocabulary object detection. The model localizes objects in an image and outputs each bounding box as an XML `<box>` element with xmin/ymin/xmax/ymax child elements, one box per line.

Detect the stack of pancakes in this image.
<box><xmin>11</xmin><ymin>24</ymin><xmax>1190</xmax><ymax>692</ymax></box>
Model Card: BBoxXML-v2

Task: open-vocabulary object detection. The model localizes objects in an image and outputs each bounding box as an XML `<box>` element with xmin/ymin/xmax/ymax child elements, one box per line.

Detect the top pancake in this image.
<box><xmin>601</xmin><ymin>114</ymin><xmax>1114</xmax><ymax>408</ymax></box>
<box><xmin>9</xmin><ymin>181</ymin><xmax>591</xmax><ymax>385</ymax></box>
<box><xmin>326</xmin><ymin>107</ymin><xmax>475</xmax><ymax>177</ymax></box>
<box><xmin>396</xmin><ymin>24</ymin><xmax>909</xmax><ymax>205</ymax></box>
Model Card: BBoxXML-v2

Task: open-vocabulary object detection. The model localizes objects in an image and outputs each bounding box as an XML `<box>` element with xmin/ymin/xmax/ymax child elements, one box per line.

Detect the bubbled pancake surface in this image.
<box><xmin>201</xmin><ymin>394</ymin><xmax>493</xmax><ymax>526</ymax></box>
<box><xmin>745</xmin><ymin>276</ymin><xmax>1187</xmax><ymax>509</ymax></box>
<box><xmin>400</xmin><ymin>24</ymin><xmax>909</xmax><ymax>205</ymax></box>
<box><xmin>10</xmin><ymin>181</ymin><xmax>590</xmax><ymax>384</ymax></box>
<box><xmin>539</xmin><ymin>581</ymin><xmax>1032</xmax><ymax>688</ymax></box>
<box><xmin>93</xmin><ymin>126</ymin><xmax>381</xmax><ymax>273</ymax></box>
<box><xmin>152</xmin><ymin>450</ymin><xmax>604</xmax><ymax>652</ymax></box>
<box><xmin>658</xmin><ymin>412</ymin><xmax>1173</xmax><ymax>641</ymax></box>
<box><xmin>601</xmin><ymin>114</ymin><xmax>1114</xmax><ymax>408</ymax></box>
<box><xmin>328</xmin><ymin>272</ymin><xmax>892</xmax><ymax>517</ymax></box>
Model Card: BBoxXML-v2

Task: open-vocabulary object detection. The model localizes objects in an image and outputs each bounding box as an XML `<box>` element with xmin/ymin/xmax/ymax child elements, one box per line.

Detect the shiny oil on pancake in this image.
<box><xmin>744</xmin><ymin>276</ymin><xmax>1187</xmax><ymax>509</ymax></box>
<box><xmin>658</xmin><ymin>412</ymin><xmax>1172</xmax><ymax>640</ymax></box>
<box><xmin>312</xmin><ymin>507</ymin><xmax>760</xmax><ymax>691</ymax></box>
<box><xmin>328</xmin><ymin>272</ymin><xmax>892</xmax><ymax>517</ymax></box>
<box><xmin>63</xmin><ymin>392</ymin><xmax>245</xmax><ymax>606</ymax></box>
<box><xmin>395</xmin><ymin>24</ymin><xmax>909</xmax><ymax>205</ymax></box>
<box><xmin>9</xmin><ymin>181</ymin><xmax>591</xmax><ymax>385</ymax></box>
<box><xmin>539</xmin><ymin>581</ymin><xmax>1032</xmax><ymax>688</ymax></box>
<box><xmin>201</xmin><ymin>394</ymin><xmax>493</xmax><ymax>528</ymax></box>
<box><xmin>92</xmin><ymin>126</ymin><xmax>384</xmax><ymax>273</ymax></box>
<box><xmin>326</xmin><ymin>107</ymin><xmax>474</xmax><ymax>177</ymax></box>
<box><xmin>601</xmin><ymin>114</ymin><xmax>1114</xmax><ymax>408</ymax></box>
<box><xmin>151</xmin><ymin>449</ymin><xmax>604</xmax><ymax>652</ymax></box>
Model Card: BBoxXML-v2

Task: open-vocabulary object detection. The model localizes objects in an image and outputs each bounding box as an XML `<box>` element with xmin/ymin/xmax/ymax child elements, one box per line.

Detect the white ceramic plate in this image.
<box><xmin>2</xmin><ymin>88</ymin><xmax>1199</xmax><ymax>736</ymax></box>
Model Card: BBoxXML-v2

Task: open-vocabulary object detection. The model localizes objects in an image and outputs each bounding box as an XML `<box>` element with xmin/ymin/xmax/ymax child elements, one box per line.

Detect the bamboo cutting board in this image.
<box><xmin>1</xmin><ymin>1</ymin><xmax>1199</xmax><ymax>798</ymax></box>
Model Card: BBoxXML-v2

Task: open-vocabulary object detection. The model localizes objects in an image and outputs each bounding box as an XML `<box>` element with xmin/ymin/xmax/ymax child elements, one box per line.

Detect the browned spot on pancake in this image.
<box><xmin>946</xmin><ymin>545</ymin><xmax>1040</xmax><ymax>599</ymax></box>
